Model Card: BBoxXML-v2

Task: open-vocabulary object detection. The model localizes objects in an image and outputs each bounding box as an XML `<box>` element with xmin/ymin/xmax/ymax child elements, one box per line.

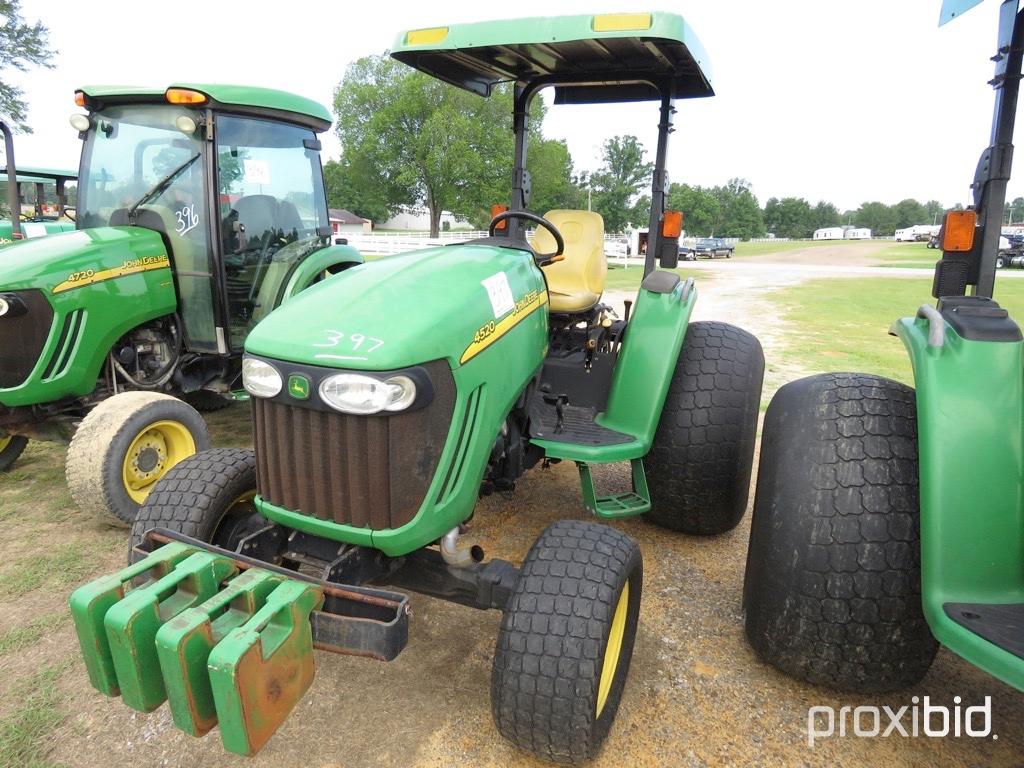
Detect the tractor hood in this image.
<box><xmin>0</xmin><ymin>226</ymin><xmax>169</xmax><ymax>294</ymax></box>
<box><xmin>245</xmin><ymin>241</ymin><xmax>548</xmax><ymax>371</ymax></box>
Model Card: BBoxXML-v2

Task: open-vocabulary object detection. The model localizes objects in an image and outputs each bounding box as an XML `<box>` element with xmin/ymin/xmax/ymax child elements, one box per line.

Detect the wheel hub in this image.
<box><xmin>125</xmin><ymin>429</ymin><xmax>168</xmax><ymax>488</ymax></box>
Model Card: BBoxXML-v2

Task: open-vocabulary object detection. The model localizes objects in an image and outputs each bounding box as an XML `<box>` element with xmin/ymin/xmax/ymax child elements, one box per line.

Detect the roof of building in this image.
<box><xmin>329</xmin><ymin>208</ymin><xmax>368</xmax><ymax>224</ymax></box>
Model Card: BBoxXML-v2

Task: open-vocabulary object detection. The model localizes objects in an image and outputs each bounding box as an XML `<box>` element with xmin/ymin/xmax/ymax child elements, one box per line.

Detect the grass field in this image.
<box><xmin>768</xmin><ymin>274</ymin><xmax>1024</xmax><ymax>383</ymax></box>
<box><xmin>731</xmin><ymin>240</ymin><xmax>844</xmax><ymax>257</ymax></box>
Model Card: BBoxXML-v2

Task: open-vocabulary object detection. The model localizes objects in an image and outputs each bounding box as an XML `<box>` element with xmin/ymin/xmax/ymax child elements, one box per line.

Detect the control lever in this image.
<box><xmin>540</xmin><ymin>385</ymin><xmax>569</xmax><ymax>434</ymax></box>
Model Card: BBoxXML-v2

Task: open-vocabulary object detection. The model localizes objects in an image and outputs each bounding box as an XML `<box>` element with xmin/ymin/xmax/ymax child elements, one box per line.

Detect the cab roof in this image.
<box><xmin>77</xmin><ymin>83</ymin><xmax>332</xmax><ymax>133</ymax></box>
<box><xmin>391</xmin><ymin>12</ymin><xmax>713</xmax><ymax>104</ymax></box>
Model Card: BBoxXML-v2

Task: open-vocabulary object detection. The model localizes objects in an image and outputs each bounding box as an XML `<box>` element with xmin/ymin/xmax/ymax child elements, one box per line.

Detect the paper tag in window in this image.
<box><xmin>481</xmin><ymin>272</ymin><xmax>515</xmax><ymax>319</ymax></box>
<box><xmin>243</xmin><ymin>159</ymin><xmax>271</xmax><ymax>185</ymax></box>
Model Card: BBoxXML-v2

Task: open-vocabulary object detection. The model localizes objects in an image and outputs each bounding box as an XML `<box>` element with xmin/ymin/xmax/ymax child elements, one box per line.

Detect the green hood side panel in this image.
<box><xmin>252</xmin><ymin>243</ymin><xmax>549</xmax><ymax>556</ymax></box>
<box><xmin>894</xmin><ymin>315</ymin><xmax>1024</xmax><ymax>690</ymax></box>
<box><xmin>0</xmin><ymin>221</ymin><xmax>76</xmax><ymax>246</ymax></box>
<box><xmin>245</xmin><ymin>243</ymin><xmax>545</xmax><ymax>372</ymax></box>
<box><xmin>0</xmin><ymin>227</ymin><xmax>176</xmax><ymax>407</ymax></box>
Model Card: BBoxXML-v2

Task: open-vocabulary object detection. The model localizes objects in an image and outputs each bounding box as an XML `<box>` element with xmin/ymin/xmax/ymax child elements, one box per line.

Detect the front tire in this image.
<box><xmin>491</xmin><ymin>520</ymin><xmax>642</xmax><ymax>764</ymax></box>
<box><xmin>645</xmin><ymin>321</ymin><xmax>765</xmax><ymax>534</ymax></box>
<box><xmin>743</xmin><ymin>373</ymin><xmax>937</xmax><ymax>693</ymax></box>
<box><xmin>66</xmin><ymin>392</ymin><xmax>210</xmax><ymax>524</ymax></box>
<box><xmin>0</xmin><ymin>434</ymin><xmax>28</xmax><ymax>471</ymax></box>
<box><xmin>131</xmin><ymin>448</ymin><xmax>263</xmax><ymax>552</ymax></box>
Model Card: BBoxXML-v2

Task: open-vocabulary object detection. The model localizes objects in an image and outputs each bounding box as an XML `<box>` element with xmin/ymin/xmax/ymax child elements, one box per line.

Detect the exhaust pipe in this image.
<box><xmin>439</xmin><ymin>526</ymin><xmax>484</xmax><ymax>568</ymax></box>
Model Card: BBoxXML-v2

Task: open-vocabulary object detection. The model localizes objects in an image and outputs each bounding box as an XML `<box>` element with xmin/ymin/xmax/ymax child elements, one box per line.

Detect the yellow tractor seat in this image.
<box><xmin>530</xmin><ymin>209</ymin><xmax>607</xmax><ymax>313</ymax></box>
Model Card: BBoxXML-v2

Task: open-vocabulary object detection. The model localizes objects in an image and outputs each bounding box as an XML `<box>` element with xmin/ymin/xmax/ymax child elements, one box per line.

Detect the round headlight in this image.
<box><xmin>69</xmin><ymin>113</ymin><xmax>91</xmax><ymax>132</ymax></box>
<box><xmin>0</xmin><ymin>297</ymin><xmax>8</xmax><ymax>317</ymax></box>
<box><xmin>242</xmin><ymin>358</ymin><xmax>282</xmax><ymax>398</ymax></box>
<box><xmin>320</xmin><ymin>373</ymin><xmax>417</xmax><ymax>415</ymax></box>
<box><xmin>383</xmin><ymin>375</ymin><xmax>417</xmax><ymax>411</ymax></box>
<box><xmin>175</xmin><ymin>114</ymin><xmax>198</xmax><ymax>135</ymax></box>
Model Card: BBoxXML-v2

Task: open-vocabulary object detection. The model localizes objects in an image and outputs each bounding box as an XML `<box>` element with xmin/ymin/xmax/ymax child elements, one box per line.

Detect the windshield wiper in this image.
<box><xmin>127</xmin><ymin>152</ymin><xmax>200</xmax><ymax>223</ymax></box>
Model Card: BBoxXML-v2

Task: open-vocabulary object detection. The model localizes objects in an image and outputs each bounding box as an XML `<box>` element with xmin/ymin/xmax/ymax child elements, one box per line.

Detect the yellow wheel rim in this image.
<box><xmin>121</xmin><ymin>420</ymin><xmax>196</xmax><ymax>504</ymax></box>
<box><xmin>0</xmin><ymin>435</ymin><xmax>10</xmax><ymax>453</ymax></box>
<box><xmin>596</xmin><ymin>581</ymin><xmax>630</xmax><ymax>718</ymax></box>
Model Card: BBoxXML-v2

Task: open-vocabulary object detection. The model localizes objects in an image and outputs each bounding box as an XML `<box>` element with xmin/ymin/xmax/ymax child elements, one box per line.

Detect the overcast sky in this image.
<box><xmin>8</xmin><ymin>0</ymin><xmax>1017</xmax><ymax>212</ymax></box>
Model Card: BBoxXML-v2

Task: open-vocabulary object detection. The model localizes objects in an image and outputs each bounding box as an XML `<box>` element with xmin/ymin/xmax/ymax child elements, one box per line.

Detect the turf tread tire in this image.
<box><xmin>743</xmin><ymin>372</ymin><xmax>938</xmax><ymax>693</ymax></box>
<box><xmin>130</xmin><ymin>447</ymin><xmax>257</xmax><ymax>551</ymax></box>
<box><xmin>491</xmin><ymin>520</ymin><xmax>642</xmax><ymax>764</ymax></box>
<box><xmin>646</xmin><ymin>321</ymin><xmax>765</xmax><ymax>534</ymax></box>
<box><xmin>66</xmin><ymin>392</ymin><xmax>209</xmax><ymax>525</ymax></box>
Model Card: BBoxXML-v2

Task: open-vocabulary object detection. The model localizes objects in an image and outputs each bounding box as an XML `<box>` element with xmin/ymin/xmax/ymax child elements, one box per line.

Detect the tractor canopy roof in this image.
<box><xmin>391</xmin><ymin>11</ymin><xmax>713</xmax><ymax>104</ymax></box>
<box><xmin>76</xmin><ymin>83</ymin><xmax>332</xmax><ymax>133</ymax></box>
<box><xmin>0</xmin><ymin>166</ymin><xmax>77</xmax><ymax>182</ymax></box>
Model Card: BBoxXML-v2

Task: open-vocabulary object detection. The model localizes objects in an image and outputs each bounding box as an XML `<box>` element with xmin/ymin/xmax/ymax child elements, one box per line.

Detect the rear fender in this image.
<box><xmin>893</xmin><ymin>311</ymin><xmax>1024</xmax><ymax>689</ymax></box>
<box><xmin>278</xmin><ymin>244</ymin><xmax>364</xmax><ymax>304</ymax></box>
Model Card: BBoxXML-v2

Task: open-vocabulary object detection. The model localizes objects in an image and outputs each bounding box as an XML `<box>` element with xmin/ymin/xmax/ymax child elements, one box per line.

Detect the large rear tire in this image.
<box><xmin>743</xmin><ymin>372</ymin><xmax>938</xmax><ymax>693</ymax></box>
<box><xmin>0</xmin><ymin>434</ymin><xmax>28</xmax><ymax>472</ymax></box>
<box><xmin>645</xmin><ymin>321</ymin><xmax>764</xmax><ymax>534</ymax></box>
<box><xmin>131</xmin><ymin>448</ymin><xmax>263</xmax><ymax>553</ymax></box>
<box><xmin>66</xmin><ymin>392</ymin><xmax>210</xmax><ymax>525</ymax></box>
<box><xmin>491</xmin><ymin>520</ymin><xmax>642</xmax><ymax>764</ymax></box>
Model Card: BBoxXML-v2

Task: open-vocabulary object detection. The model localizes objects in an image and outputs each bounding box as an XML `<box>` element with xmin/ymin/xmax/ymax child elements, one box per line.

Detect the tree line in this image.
<box><xmin>329</xmin><ymin>54</ymin><xmax>1015</xmax><ymax>239</ymax></box>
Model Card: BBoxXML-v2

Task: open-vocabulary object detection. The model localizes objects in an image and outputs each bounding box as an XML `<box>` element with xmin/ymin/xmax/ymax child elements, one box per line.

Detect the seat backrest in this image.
<box><xmin>233</xmin><ymin>195</ymin><xmax>279</xmax><ymax>242</ymax></box>
<box><xmin>531</xmin><ymin>209</ymin><xmax>607</xmax><ymax>298</ymax></box>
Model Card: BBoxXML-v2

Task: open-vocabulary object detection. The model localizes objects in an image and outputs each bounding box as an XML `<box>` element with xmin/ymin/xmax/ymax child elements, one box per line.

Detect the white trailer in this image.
<box><xmin>813</xmin><ymin>227</ymin><xmax>845</xmax><ymax>240</ymax></box>
<box><xmin>845</xmin><ymin>228</ymin><xmax>872</xmax><ymax>240</ymax></box>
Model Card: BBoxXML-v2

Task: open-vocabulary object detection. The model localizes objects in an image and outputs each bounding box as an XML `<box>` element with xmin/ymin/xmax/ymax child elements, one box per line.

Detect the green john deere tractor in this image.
<box><xmin>68</xmin><ymin>12</ymin><xmax>764</xmax><ymax>763</ymax></box>
<box><xmin>744</xmin><ymin>0</ymin><xmax>1024</xmax><ymax>695</ymax></box>
<box><xmin>0</xmin><ymin>120</ymin><xmax>77</xmax><ymax>244</ymax></box>
<box><xmin>0</xmin><ymin>85</ymin><xmax>362</xmax><ymax>522</ymax></box>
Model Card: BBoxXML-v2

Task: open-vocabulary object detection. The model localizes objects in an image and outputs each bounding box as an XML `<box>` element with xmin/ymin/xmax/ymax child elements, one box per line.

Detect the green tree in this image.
<box><xmin>763</xmin><ymin>196</ymin><xmax>813</xmax><ymax>239</ymax></box>
<box><xmin>925</xmin><ymin>199</ymin><xmax>945</xmax><ymax>224</ymax></box>
<box><xmin>334</xmin><ymin>55</ymin><xmax>526</xmax><ymax>236</ymax></box>
<box><xmin>809</xmin><ymin>201</ymin><xmax>841</xmax><ymax>232</ymax></box>
<box><xmin>322</xmin><ymin>157</ymin><xmax>393</xmax><ymax>225</ymax></box>
<box><xmin>0</xmin><ymin>1</ymin><xmax>55</xmax><ymax>132</ymax></box>
<box><xmin>667</xmin><ymin>183</ymin><xmax>720</xmax><ymax>236</ymax></box>
<box><xmin>892</xmin><ymin>198</ymin><xmax>928</xmax><ymax>229</ymax></box>
<box><xmin>854</xmin><ymin>201</ymin><xmax>898</xmax><ymax>235</ymax></box>
<box><xmin>1010</xmin><ymin>196</ymin><xmax>1024</xmax><ymax>225</ymax></box>
<box><xmin>716</xmin><ymin>178</ymin><xmax>765</xmax><ymax>239</ymax></box>
<box><xmin>590</xmin><ymin>135</ymin><xmax>653</xmax><ymax>234</ymax></box>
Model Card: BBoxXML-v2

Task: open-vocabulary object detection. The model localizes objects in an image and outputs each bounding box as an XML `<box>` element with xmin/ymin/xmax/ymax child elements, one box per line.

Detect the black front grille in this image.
<box><xmin>253</xmin><ymin>359</ymin><xmax>457</xmax><ymax>530</ymax></box>
<box><xmin>0</xmin><ymin>290</ymin><xmax>54</xmax><ymax>388</ymax></box>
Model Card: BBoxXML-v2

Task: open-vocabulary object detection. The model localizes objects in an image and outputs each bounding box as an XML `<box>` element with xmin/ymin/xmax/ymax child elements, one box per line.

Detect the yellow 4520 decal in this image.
<box><xmin>53</xmin><ymin>255</ymin><xmax>171</xmax><ymax>294</ymax></box>
<box><xmin>461</xmin><ymin>289</ymin><xmax>548</xmax><ymax>364</ymax></box>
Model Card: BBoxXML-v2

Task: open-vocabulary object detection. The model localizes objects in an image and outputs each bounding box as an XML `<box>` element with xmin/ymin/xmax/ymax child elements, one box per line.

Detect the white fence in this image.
<box><xmin>340</xmin><ymin>230</ymin><xmax>488</xmax><ymax>256</ymax></box>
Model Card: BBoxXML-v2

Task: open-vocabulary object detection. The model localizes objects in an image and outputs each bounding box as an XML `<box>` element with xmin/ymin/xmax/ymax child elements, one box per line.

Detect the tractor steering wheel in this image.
<box><xmin>489</xmin><ymin>210</ymin><xmax>564</xmax><ymax>263</ymax></box>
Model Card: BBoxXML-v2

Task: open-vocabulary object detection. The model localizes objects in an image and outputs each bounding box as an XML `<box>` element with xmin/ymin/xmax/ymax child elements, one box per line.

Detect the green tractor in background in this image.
<box><xmin>744</xmin><ymin>0</ymin><xmax>1024</xmax><ymax>696</ymax></box>
<box><xmin>0</xmin><ymin>119</ymin><xmax>77</xmax><ymax>244</ymax></box>
<box><xmin>69</xmin><ymin>12</ymin><xmax>764</xmax><ymax>764</ymax></box>
<box><xmin>0</xmin><ymin>84</ymin><xmax>362</xmax><ymax>522</ymax></box>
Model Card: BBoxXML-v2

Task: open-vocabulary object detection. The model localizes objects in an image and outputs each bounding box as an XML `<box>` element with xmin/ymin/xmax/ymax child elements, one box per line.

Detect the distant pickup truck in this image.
<box><xmin>681</xmin><ymin>237</ymin><xmax>734</xmax><ymax>260</ymax></box>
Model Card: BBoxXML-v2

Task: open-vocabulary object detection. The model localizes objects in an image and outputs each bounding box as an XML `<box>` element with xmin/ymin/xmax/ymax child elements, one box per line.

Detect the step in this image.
<box><xmin>578</xmin><ymin>459</ymin><xmax>651</xmax><ymax>518</ymax></box>
<box><xmin>945</xmin><ymin>601</ymin><xmax>1024</xmax><ymax>659</ymax></box>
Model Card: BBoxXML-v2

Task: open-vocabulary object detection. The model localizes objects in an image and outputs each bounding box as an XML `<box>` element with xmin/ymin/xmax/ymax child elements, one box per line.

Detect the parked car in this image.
<box><xmin>694</xmin><ymin>237</ymin><xmax>734</xmax><ymax>259</ymax></box>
